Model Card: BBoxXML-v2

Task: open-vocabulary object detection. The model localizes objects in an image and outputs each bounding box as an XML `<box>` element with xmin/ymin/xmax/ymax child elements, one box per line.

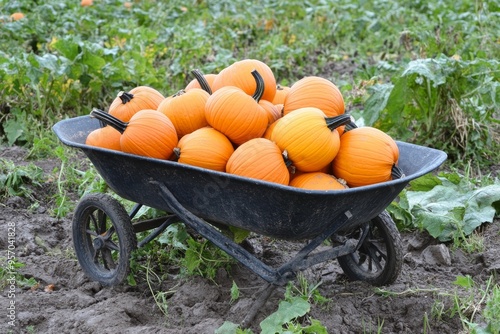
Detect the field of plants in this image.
<box><xmin>1</xmin><ymin>0</ymin><xmax>499</xmax><ymax>333</ymax></box>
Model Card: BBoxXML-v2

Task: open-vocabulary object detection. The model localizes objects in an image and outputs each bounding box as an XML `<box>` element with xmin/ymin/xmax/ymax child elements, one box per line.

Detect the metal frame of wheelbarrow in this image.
<box><xmin>128</xmin><ymin>181</ymin><xmax>367</xmax><ymax>326</ymax></box>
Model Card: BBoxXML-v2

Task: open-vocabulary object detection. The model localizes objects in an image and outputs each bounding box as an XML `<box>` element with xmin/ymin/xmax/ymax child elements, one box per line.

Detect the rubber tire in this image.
<box><xmin>336</xmin><ymin>211</ymin><xmax>402</xmax><ymax>286</ymax></box>
<box><xmin>72</xmin><ymin>193</ymin><xmax>137</xmax><ymax>286</ymax></box>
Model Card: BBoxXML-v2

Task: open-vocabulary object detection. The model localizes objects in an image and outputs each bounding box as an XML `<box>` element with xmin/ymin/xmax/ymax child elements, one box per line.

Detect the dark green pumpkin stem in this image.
<box><xmin>344</xmin><ymin>120</ymin><xmax>358</xmax><ymax>131</ymax></box>
<box><xmin>282</xmin><ymin>149</ymin><xmax>295</xmax><ymax>173</ymax></box>
<box><xmin>90</xmin><ymin>108</ymin><xmax>128</xmax><ymax>134</ymax></box>
<box><xmin>118</xmin><ymin>91</ymin><xmax>134</xmax><ymax>104</ymax></box>
<box><xmin>173</xmin><ymin>89</ymin><xmax>186</xmax><ymax>98</ymax></box>
<box><xmin>391</xmin><ymin>164</ymin><xmax>405</xmax><ymax>179</ymax></box>
<box><xmin>173</xmin><ymin>147</ymin><xmax>181</xmax><ymax>159</ymax></box>
<box><xmin>251</xmin><ymin>69</ymin><xmax>265</xmax><ymax>102</ymax></box>
<box><xmin>325</xmin><ymin>114</ymin><xmax>353</xmax><ymax>131</ymax></box>
<box><xmin>191</xmin><ymin>69</ymin><xmax>212</xmax><ymax>94</ymax></box>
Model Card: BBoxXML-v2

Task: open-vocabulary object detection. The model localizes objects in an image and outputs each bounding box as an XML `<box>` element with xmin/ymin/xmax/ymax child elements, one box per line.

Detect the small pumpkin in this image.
<box><xmin>186</xmin><ymin>69</ymin><xmax>217</xmax><ymax>94</ymax></box>
<box><xmin>10</xmin><ymin>12</ymin><xmax>25</xmax><ymax>21</ymax></box>
<box><xmin>272</xmin><ymin>84</ymin><xmax>290</xmax><ymax>105</ymax></box>
<box><xmin>212</xmin><ymin>59</ymin><xmax>277</xmax><ymax>102</ymax></box>
<box><xmin>90</xmin><ymin>108</ymin><xmax>178</xmax><ymax>160</ymax></box>
<box><xmin>81</xmin><ymin>0</ymin><xmax>93</xmax><ymax>6</ymax></box>
<box><xmin>331</xmin><ymin>126</ymin><xmax>403</xmax><ymax>187</ymax></box>
<box><xmin>205</xmin><ymin>70</ymin><xmax>268</xmax><ymax>145</ymax></box>
<box><xmin>108</xmin><ymin>86</ymin><xmax>165</xmax><ymax>122</ymax></box>
<box><xmin>271</xmin><ymin>107</ymin><xmax>351</xmax><ymax>172</ymax></box>
<box><xmin>157</xmin><ymin>88</ymin><xmax>210</xmax><ymax>138</ymax></box>
<box><xmin>289</xmin><ymin>172</ymin><xmax>346</xmax><ymax>191</ymax></box>
<box><xmin>85</xmin><ymin>125</ymin><xmax>122</xmax><ymax>151</ymax></box>
<box><xmin>283</xmin><ymin>76</ymin><xmax>345</xmax><ymax>117</ymax></box>
<box><xmin>173</xmin><ymin>127</ymin><xmax>234</xmax><ymax>172</ymax></box>
<box><xmin>226</xmin><ymin>138</ymin><xmax>291</xmax><ymax>185</ymax></box>
<box><xmin>259</xmin><ymin>99</ymin><xmax>282</xmax><ymax>125</ymax></box>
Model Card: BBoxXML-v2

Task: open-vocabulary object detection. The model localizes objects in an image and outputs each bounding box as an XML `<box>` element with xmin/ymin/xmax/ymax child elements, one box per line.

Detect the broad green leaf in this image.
<box><xmin>362</xmin><ymin>83</ymin><xmax>393</xmax><ymax>126</ymax></box>
<box><xmin>215</xmin><ymin>321</ymin><xmax>240</xmax><ymax>334</ymax></box>
<box><xmin>3</xmin><ymin>118</ymin><xmax>26</xmax><ymax>146</ymax></box>
<box><xmin>229</xmin><ymin>226</ymin><xmax>251</xmax><ymax>244</ymax></box>
<box><xmin>260</xmin><ymin>297</ymin><xmax>310</xmax><ymax>334</ymax></box>
<box><xmin>453</xmin><ymin>275</ymin><xmax>474</xmax><ymax>289</ymax></box>
<box><xmin>408</xmin><ymin>173</ymin><xmax>443</xmax><ymax>191</ymax></box>
<box><xmin>53</xmin><ymin>38</ymin><xmax>81</xmax><ymax>61</ymax></box>
<box><xmin>303</xmin><ymin>319</ymin><xmax>328</xmax><ymax>334</ymax></box>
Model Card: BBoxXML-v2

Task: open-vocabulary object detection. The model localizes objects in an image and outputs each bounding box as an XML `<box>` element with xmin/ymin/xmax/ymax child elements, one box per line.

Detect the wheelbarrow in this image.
<box><xmin>53</xmin><ymin>115</ymin><xmax>447</xmax><ymax>325</ymax></box>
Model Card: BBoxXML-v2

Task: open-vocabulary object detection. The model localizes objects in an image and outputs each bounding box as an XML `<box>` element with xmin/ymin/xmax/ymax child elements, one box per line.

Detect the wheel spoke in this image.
<box><xmin>367</xmin><ymin>246</ymin><xmax>383</xmax><ymax>270</ymax></box>
<box><xmin>105</xmin><ymin>240</ymin><xmax>120</xmax><ymax>252</ymax></box>
<box><xmin>86</xmin><ymin>229</ymin><xmax>98</xmax><ymax>237</ymax></box>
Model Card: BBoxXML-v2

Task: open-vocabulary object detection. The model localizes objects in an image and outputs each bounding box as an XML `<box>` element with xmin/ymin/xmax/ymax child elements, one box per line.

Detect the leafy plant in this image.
<box><xmin>0</xmin><ymin>158</ymin><xmax>43</xmax><ymax>200</ymax></box>
<box><xmin>388</xmin><ymin>172</ymin><xmax>500</xmax><ymax>247</ymax></box>
<box><xmin>359</xmin><ymin>55</ymin><xmax>500</xmax><ymax>169</ymax></box>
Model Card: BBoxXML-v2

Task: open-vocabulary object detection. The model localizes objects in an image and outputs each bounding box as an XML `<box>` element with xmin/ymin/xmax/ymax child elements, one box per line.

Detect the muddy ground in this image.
<box><xmin>1</xmin><ymin>145</ymin><xmax>499</xmax><ymax>334</ymax></box>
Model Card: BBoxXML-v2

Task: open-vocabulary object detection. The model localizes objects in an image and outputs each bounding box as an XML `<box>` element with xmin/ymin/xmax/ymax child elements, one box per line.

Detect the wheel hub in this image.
<box><xmin>93</xmin><ymin>236</ymin><xmax>106</xmax><ymax>250</ymax></box>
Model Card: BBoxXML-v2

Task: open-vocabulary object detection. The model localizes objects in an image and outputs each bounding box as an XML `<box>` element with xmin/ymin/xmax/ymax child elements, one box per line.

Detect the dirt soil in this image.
<box><xmin>1</xmin><ymin>145</ymin><xmax>499</xmax><ymax>334</ymax></box>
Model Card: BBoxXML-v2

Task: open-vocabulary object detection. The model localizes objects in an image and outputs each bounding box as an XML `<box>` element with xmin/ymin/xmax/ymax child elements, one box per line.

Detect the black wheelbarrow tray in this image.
<box><xmin>53</xmin><ymin>115</ymin><xmax>447</xmax><ymax>324</ymax></box>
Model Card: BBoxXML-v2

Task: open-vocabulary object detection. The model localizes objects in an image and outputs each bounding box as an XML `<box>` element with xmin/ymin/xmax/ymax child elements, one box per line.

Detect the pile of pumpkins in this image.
<box><xmin>86</xmin><ymin>58</ymin><xmax>403</xmax><ymax>190</ymax></box>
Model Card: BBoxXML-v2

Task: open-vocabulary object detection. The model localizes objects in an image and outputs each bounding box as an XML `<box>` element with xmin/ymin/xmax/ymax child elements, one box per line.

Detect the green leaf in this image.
<box><xmin>362</xmin><ymin>83</ymin><xmax>393</xmax><ymax>126</ymax></box>
<box><xmin>53</xmin><ymin>38</ymin><xmax>81</xmax><ymax>61</ymax></box>
<box><xmin>3</xmin><ymin>119</ymin><xmax>25</xmax><ymax>146</ymax></box>
<box><xmin>215</xmin><ymin>321</ymin><xmax>240</xmax><ymax>334</ymax></box>
<box><xmin>453</xmin><ymin>275</ymin><xmax>474</xmax><ymax>289</ymax></box>
<box><xmin>260</xmin><ymin>297</ymin><xmax>310</xmax><ymax>334</ymax></box>
<box><xmin>230</xmin><ymin>281</ymin><xmax>240</xmax><ymax>302</ymax></box>
<box><xmin>302</xmin><ymin>319</ymin><xmax>328</xmax><ymax>334</ymax></box>
<box><xmin>408</xmin><ymin>173</ymin><xmax>443</xmax><ymax>191</ymax></box>
<box><xmin>229</xmin><ymin>226</ymin><xmax>251</xmax><ymax>244</ymax></box>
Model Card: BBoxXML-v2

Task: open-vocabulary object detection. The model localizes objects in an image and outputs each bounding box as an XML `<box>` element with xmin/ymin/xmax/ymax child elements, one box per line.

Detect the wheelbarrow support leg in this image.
<box><xmin>241</xmin><ymin>282</ymin><xmax>278</xmax><ymax>328</ymax></box>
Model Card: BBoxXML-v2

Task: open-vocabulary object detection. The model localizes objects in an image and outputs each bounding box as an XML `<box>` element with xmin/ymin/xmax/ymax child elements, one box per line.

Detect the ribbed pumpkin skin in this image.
<box><xmin>272</xmin><ymin>84</ymin><xmax>290</xmax><ymax>105</ymax></box>
<box><xmin>176</xmin><ymin>127</ymin><xmax>234</xmax><ymax>172</ymax></box>
<box><xmin>289</xmin><ymin>172</ymin><xmax>346</xmax><ymax>190</ymax></box>
<box><xmin>332</xmin><ymin>127</ymin><xmax>399</xmax><ymax>187</ymax></box>
<box><xmin>109</xmin><ymin>86</ymin><xmax>165</xmax><ymax>122</ymax></box>
<box><xmin>205</xmin><ymin>86</ymin><xmax>268</xmax><ymax>145</ymax></box>
<box><xmin>259</xmin><ymin>99</ymin><xmax>282</xmax><ymax>125</ymax></box>
<box><xmin>283</xmin><ymin>76</ymin><xmax>344</xmax><ymax>117</ymax></box>
<box><xmin>226</xmin><ymin>138</ymin><xmax>290</xmax><ymax>185</ymax></box>
<box><xmin>185</xmin><ymin>73</ymin><xmax>217</xmax><ymax>92</ymax></box>
<box><xmin>120</xmin><ymin>109</ymin><xmax>178</xmax><ymax>160</ymax></box>
<box><xmin>157</xmin><ymin>89</ymin><xmax>210</xmax><ymax>138</ymax></box>
<box><xmin>85</xmin><ymin>126</ymin><xmax>122</xmax><ymax>151</ymax></box>
<box><xmin>271</xmin><ymin>107</ymin><xmax>341</xmax><ymax>172</ymax></box>
<box><xmin>212</xmin><ymin>59</ymin><xmax>277</xmax><ymax>102</ymax></box>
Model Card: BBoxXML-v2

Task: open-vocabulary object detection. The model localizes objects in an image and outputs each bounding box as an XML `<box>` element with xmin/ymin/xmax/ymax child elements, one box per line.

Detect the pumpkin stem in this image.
<box><xmin>191</xmin><ymin>69</ymin><xmax>212</xmax><ymax>94</ymax></box>
<box><xmin>344</xmin><ymin>120</ymin><xmax>358</xmax><ymax>131</ymax></box>
<box><xmin>251</xmin><ymin>69</ymin><xmax>265</xmax><ymax>102</ymax></box>
<box><xmin>173</xmin><ymin>89</ymin><xmax>186</xmax><ymax>97</ymax></box>
<box><xmin>90</xmin><ymin>108</ymin><xmax>128</xmax><ymax>134</ymax></box>
<box><xmin>117</xmin><ymin>91</ymin><xmax>134</xmax><ymax>104</ymax></box>
<box><xmin>391</xmin><ymin>164</ymin><xmax>405</xmax><ymax>179</ymax></box>
<box><xmin>173</xmin><ymin>147</ymin><xmax>181</xmax><ymax>159</ymax></box>
<box><xmin>325</xmin><ymin>114</ymin><xmax>353</xmax><ymax>131</ymax></box>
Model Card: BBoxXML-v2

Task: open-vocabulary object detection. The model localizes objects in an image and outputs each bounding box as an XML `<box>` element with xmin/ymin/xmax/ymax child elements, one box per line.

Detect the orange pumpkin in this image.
<box><xmin>108</xmin><ymin>86</ymin><xmax>165</xmax><ymax>122</ymax></box>
<box><xmin>10</xmin><ymin>12</ymin><xmax>25</xmax><ymax>21</ymax></box>
<box><xmin>283</xmin><ymin>76</ymin><xmax>345</xmax><ymax>117</ymax></box>
<box><xmin>272</xmin><ymin>84</ymin><xmax>290</xmax><ymax>105</ymax></box>
<box><xmin>332</xmin><ymin>126</ymin><xmax>402</xmax><ymax>187</ymax></box>
<box><xmin>186</xmin><ymin>69</ymin><xmax>216</xmax><ymax>94</ymax></box>
<box><xmin>226</xmin><ymin>138</ymin><xmax>290</xmax><ymax>185</ymax></box>
<box><xmin>157</xmin><ymin>88</ymin><xmax>210</xmax><ymax>138</ymax></box>
<box><xmin>173</xmin><ymin>127</ymin><xmax>234</xmax><ymax>172</ymax></box>
<box><xmin>81</xmin><ymin>0</ymin><xmax>93</xmax><ymax>6</ymax></box>
<box><xmin>212</xmin><ymin>59</ymin><xmax>277</xmax><ymax>102</ymax></box>
<box><xmin>90</xmin><ymin>108</ymin><xmax>178</xmax><ymax>160</ymax></box>
<box><xmin>271</xmin><ymin>107</ymin><xmax>351</xmax><ymax>172</ymax></box>
<box><xmin>205</xmin><ymin>70</ymin><xmax>268</xmax><ymax>145</ymax></box>
<box><xmin>85</xmin><ymin>126</ymin><xmax>122</xmax><ymax>151</ymax></box>
<box><xmin>259</xmin><ymin>99</ymin><xmax>282</xmax><ymax>125</ymax></box>
<box><xmin>289</xmin><ymin>172</ymin><xmax>346</xmax><ymax>190</ymax></box>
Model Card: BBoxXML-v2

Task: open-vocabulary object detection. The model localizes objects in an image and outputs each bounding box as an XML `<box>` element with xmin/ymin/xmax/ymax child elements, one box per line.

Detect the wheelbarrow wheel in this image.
<box><xmin>336</xmin><ymin>211</ymin><xmax>402</xmax><ymax>286</ymax></box>
<box><xmin>72</xmin><ymin>193</ymin><xmax>137</xmax><ymax>286</ymax></box>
